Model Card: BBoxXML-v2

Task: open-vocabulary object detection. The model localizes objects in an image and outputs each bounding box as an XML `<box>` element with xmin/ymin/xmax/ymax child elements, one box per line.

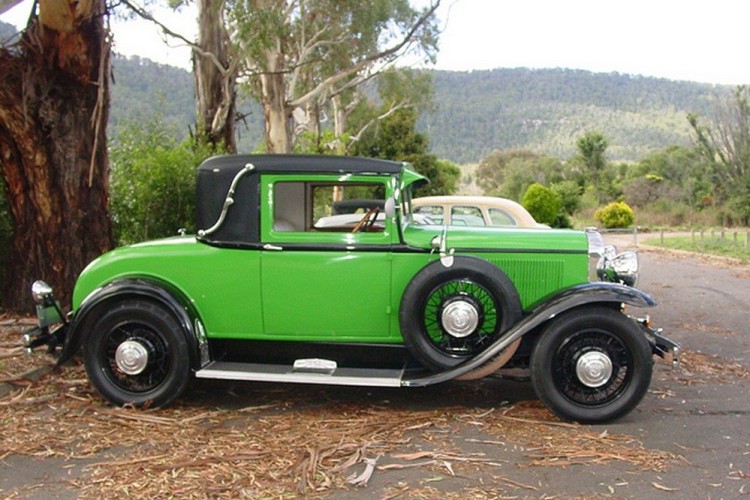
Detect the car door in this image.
<box><xmin>258</xmin><ymin>174</ymin><xmax>394</xmax><ymax>342</ymax></box>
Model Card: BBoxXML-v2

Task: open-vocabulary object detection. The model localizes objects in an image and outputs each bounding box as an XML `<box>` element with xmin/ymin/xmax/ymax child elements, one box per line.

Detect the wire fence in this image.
<box><xmin>598</xmin><ymin>227</ymin><xmax>750</xmax><ymax>250</ymax></box>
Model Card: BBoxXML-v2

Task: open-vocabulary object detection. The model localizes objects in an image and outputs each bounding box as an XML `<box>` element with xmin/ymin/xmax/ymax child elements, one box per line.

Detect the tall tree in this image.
<box><xmin>0</xmin><ymin>0</ymin><xmax>113</xmax><ymax>310</ymax></box>
<box><xmin>689</xmin><ymin>87</ymin><xmax>750</xmax><ymax>190</ymax></box>
<box><xmin>228</xmin><ymin>0</ymin><xmax>440</xmax><ymax>153</ymax></box>
<box><xmin>689</xmin><ymin>86</ymin><xmax>750</xmax><ymax>224</ymax></box>
<box><xmin>120</xmin><ymin>0</ymin><xmax>239</xmax><ymax>151</ymax></box>
<box><xmin>353</xmin><ymin>107</ymin><xmax>459</xmax><ymax>196</ymax></box>
<box><xmin>475</xmin><ymin>149</ymin><xmax>539</xmax><ymax>196</ymax></box>
<box><xmin>575</xmin><ymin>131</ymin><xmax>608</xmax><ymax>182</ymax></box>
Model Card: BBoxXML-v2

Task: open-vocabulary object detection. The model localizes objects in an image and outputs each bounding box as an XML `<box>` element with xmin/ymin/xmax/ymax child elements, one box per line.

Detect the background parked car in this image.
<box><xmin>413</xmin><ymin>195</ymin><xmax>547</xmax><ymax>228</ymax></box>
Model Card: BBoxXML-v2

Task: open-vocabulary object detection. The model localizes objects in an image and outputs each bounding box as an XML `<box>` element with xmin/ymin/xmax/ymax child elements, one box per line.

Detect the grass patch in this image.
<box><xmin>644</xmin><ymin>231</ymin><xmax>750</xmax><ymax>263</ymax></box>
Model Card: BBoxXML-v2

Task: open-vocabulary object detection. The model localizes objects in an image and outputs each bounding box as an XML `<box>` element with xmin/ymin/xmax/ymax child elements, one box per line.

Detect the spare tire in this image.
<box><xmin>399</xmin><ymin>256</ymin><xmax>522</xmax><ymax>371</ymax></box>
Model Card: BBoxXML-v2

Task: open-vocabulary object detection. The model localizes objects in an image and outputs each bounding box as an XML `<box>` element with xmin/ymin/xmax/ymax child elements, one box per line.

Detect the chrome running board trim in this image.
<box><xmin>195</xmin><ymin>361</ymin><xmax>404</xmax><ymax>387</ymax></box>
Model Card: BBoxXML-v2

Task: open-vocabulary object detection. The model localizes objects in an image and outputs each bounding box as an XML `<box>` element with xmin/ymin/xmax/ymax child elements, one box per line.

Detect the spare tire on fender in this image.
<box><xmin>399</xmin><ymin>256</ymin><xmax>523</xmax><ymax>371</ymax></box>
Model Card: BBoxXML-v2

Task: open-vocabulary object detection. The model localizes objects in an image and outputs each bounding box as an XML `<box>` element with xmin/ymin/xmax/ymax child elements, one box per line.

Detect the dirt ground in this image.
<box><xmin>1</xmin><ymin>236</ymin><xmax>748</xmax><ymax>498</ymax></box>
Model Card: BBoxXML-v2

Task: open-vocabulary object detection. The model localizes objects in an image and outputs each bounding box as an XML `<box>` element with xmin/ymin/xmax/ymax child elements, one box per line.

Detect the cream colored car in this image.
<box><xmin>412</xmin><ymin>195</ymin><xmax>547</xmax><ymax>228</ymax></box>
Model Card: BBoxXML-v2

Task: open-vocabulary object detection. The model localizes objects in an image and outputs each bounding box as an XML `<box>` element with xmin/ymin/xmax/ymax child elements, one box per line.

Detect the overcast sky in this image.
<box><xmin>3</xmin><ymin>0</ymin><xmax>748</xmax><ymax>85</ymax></box>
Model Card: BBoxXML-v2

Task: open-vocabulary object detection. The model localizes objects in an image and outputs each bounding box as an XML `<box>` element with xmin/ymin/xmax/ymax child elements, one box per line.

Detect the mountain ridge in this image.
<box><xmin>1</xmin><ymin>20</ymin><xmax>730</xmax><ymax>164</ymax></box>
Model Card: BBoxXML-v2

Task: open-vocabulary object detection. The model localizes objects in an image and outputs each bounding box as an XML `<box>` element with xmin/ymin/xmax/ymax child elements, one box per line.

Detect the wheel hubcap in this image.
<box><xmin>441</xmin><ymin>299</ymin><xmax>480</xmax><ymax>338</ymax></box>
<box><xmin>115</xmin><ymin>340</ymin><xmax>150</xmax><ymax>375</ymax></box>
<box><xmin>575</xmin><ymin>350</ymin><xmax>613</xmax><ymax>388</ymax></box>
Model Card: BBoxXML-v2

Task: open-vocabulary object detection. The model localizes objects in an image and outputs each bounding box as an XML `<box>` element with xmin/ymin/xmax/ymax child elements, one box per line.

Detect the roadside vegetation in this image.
<box><xmin>644</xmin><ymin>231</ymin><xmax>750</xmax><ymax>263</ymax></box>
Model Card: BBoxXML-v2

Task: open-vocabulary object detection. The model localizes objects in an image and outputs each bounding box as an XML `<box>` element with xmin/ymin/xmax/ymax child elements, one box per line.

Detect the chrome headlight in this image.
<box><xmin>597</xmin><ymin>248</ymin><xmax>639</xmax><ymax>287</ymax></box>
<box><xmin>31</xmin><ymin>280</ymin><xmax>54</xmax><ymax>304</ymax></box>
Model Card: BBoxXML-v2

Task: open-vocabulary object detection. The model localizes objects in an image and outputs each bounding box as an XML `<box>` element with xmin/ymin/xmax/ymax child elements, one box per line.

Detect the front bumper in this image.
<box><xmin>22</xmin><ymin>302</ymin><xmax>69</xmax><ymax>355</ymax></box>
<box><xmin>638</xmin><ymin>317</ymin><xmax>680</xmax><ymax>369</ymax></box>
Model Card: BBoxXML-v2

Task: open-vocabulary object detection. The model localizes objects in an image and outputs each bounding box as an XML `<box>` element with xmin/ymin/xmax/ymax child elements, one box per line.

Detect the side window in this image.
<box><xmin>272</xmin><ymin>180</ymin><xmax>385</xmax><ymax>233</ymax></box>
<box><xmin>451</xmin><ymin>206</ymin><xmax>485</xmax><ymax>227</ymax></box>
<box><xmin>488</xmin><ymin>208</ymin><xmax>517</xmax><ymax>226</ymax></box>
<box><xmin>311</xmin><ymin>184</ymin><xmax>385</xmax><ymax>232</ymax></box>
<box><xmin>414</xmin><ymin>205</ymin><xmax>444</xmax><ymax>224</ymax></box>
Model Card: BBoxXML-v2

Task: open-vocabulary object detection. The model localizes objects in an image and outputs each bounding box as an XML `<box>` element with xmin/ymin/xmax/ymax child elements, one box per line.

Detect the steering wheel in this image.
<box><xmin>352</xmin><ymin>207</ymin><xmax>380</xmax><ymax>233</ymax></box>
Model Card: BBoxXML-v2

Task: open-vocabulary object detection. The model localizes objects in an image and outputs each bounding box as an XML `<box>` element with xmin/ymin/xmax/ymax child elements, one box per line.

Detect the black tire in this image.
<box><xmin>400</xmin><ymin>256</ymin><xmax>522</xmax><ymax>371</ymax></box>
<box><xmin>530</xmin><ymin>306</ymin><xmax>653</xmax><ymax>424</ymax></box>
<box><xmin>82</xmin><ymin>300</ymin><xmax>191</xmax><ymax>408</ymax></box>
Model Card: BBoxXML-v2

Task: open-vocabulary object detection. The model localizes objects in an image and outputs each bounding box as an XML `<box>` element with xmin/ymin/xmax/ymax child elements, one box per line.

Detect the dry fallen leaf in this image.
<box><xmin>652</xmin><ymin>482</ymin><xmax>680</xmax><ymax>492</ymax></box>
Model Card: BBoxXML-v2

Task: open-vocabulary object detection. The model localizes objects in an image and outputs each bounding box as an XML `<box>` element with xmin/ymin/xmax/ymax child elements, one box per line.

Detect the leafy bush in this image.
<box><xmin>550</xmin><ymin>180</ymin><xmax>582</xmax><ymax>215</ymax></box>
<box><xmin>594</xmin><ymin>201</ymin><xmax>635</xmax><ymax>228</ymax></box>
<box><xmin>521</xmin><ymin>183</ymin><xmax>562</xmax><ymax>226</ymax></box>
<box><xmin>110</xmin><ymin>118</ymin><xmax>221</xmax><ymax>246</ymax></box>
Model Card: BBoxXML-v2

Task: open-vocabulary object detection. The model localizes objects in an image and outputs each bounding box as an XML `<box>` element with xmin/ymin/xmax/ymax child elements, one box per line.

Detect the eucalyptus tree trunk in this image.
<box><xmin>259</xmin><ymin>49</ymin><xmax>292</xmax><ymax>153</ymax></box>
<box><xmin>0</xmin><ymin>0</ymin><xmax>113</xmax><ymax>312</ymax></box>
<box><xmin>194</xmin><ymin>0</ymin><xmax>237</xmax><ymax>151</ymax></box>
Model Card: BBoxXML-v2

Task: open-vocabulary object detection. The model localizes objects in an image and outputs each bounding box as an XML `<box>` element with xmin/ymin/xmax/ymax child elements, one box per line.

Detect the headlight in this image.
<box><xmin>597</xmin><ymin>248</ymin><xmax>639</xmax><ymax>287</ymax></box>
<box><xmin>31</xmin><ymin>280</ymin><xmax>54</xmax><ymax>304</ymax></box>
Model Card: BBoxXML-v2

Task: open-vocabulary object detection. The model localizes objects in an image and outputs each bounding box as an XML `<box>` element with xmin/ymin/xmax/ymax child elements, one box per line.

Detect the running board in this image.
<box><xmin>195</xmin><ymin>360</ymin><xmax>404</xmax><ymax>387</ymax></box>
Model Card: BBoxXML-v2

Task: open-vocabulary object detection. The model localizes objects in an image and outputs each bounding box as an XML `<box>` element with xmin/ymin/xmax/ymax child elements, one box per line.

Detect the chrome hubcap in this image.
<box><xmin>575</xmin><ymin>350</ymin><xmax>613</xmax><ymax>388</ymax></box>
<box><xmin>115</xmin><ymin>340</ymin><xmax>150</xmax><ymax>375</ymax></box>
<box><xmin>441</xmin><ymin>300</ymin><xmax>480</xmax><ymax>338</ymax></box>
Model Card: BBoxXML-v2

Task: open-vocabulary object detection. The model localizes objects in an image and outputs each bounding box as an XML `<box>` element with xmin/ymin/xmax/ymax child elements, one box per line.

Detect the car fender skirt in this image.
<box><xmin>56</xmin><ymin>279</ymin><xmax>203</xmax><ymax>368</ymax></box>
<box><xmin>401</xmin><ymin>282</ymin><xmax>656</xmax><ymax>387</ymax></box>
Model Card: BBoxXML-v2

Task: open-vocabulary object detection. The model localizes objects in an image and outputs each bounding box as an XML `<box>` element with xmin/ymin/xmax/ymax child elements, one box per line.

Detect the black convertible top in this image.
<box><xmin>198</xmin><ymin>154</ymin><xmax>404</xmax><ymax>176</ymax></box>
<box><xmin>195</xmin><ymin>155</ymin><xmax>404</xmax><ymax>247</ymax></box>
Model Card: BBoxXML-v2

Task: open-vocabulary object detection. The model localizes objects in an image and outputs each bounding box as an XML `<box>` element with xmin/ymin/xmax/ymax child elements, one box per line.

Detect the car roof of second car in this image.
<box><xmin>198</xmin><ymin>154</ymin><xmax>405</xmax><ymax>176</ymax></box>
<box><xmin>412</xmin><ymin>195</ymin><xmax>544</xmax><ymax>228</ymax></box>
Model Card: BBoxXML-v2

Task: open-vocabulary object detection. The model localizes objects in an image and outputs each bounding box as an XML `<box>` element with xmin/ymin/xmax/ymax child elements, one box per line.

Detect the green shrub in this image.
<box><xmin>522</xmin><ymin>183</ymin><xmax>562</xmax><ymax>226</ymax></box>
<box><xmin>594</xmin><ymin>201</ymin><xmax>635</xmax><ymax>228</ymax></box>
<box><xmin>110</xmin><ymin>118</ymin><xmax>221</xmax><ymax>246</ymax></box>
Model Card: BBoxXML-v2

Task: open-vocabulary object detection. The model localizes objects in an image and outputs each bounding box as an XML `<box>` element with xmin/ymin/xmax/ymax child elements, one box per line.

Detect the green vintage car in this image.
<box><xmin>25</xmin><ymin>154</ymin><xmax>679</xmax><ymax>423</ymax></box>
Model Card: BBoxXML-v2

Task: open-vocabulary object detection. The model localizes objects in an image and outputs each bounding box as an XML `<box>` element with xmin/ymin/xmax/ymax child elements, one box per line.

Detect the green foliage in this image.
<box><xmin>106</xmin><ymin>56</ymin><xmax>730</xmax><ymax>166</ymax></box>
<box><xmin>688</xmin><ymin>86</ymin><xmax>750</xmax><ymax>225</ymax></box>
<box><xmin>110</xmin><ymin>55</ymin><xmax>264</xmax><ymax>154</ymax></box>
<box><xmin>645</xmin><ymin>233</ymin><xmax>750</xmax><ymax>264</ymax></box>
<box><xmin>628</xmin><ymin>145</ymin><xmax>713</xmax><ymax>207</ymax></box>
<box><xmin>422</xmin><ymin>68</ymin><xmax>725</xmax><ymax>164</ymax></box>
<box><xmin>352</xmin><ymin>108</ymin><xmax>458</xmax><ymax>196</ymax></box>
<box><xmin>522</xmin><ymin>183</ymin><xmax>562</xmax><ymax>226</ymax></box>
<box><xmin>594</xmin><ymin>202</ymin><xmax>635</xmax><ymax>228</ymax></box>
<box><xmin>110</xmin><ymin>118</ymin><xmax>220</xmax><ymax>246</ymax></box>
<box><xmin>550</xmin><ymin>180</ymin><xmax>582</xmax><ymax>215</ymax></box>
<box><xmin>475</xmin><ymin>149</ymin><xmax>538</xmax><ymax>195</ymax></box>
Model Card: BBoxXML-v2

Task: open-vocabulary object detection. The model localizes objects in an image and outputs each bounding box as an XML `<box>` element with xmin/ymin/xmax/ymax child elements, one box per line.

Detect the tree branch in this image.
<box><xmin>289</xmin><ymin>0</ymin><xmax>440</xmax><ymax>109</ymax></box>
<box><xmin>118</xmin><ymin>0</ymin><xmax>229</xmax><ymax>75</ymax></box>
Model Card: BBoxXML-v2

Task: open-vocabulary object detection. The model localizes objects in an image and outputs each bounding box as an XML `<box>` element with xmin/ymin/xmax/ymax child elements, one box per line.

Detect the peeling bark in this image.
<box><xmin>194</xmin><ymin>0</ymin><xmax>237</xmax><ymax>151</ymax></box>
<box><xmin>0</xmin><ymin>0</ymin><xmax>113</xmax><ymax>311</ymax></box>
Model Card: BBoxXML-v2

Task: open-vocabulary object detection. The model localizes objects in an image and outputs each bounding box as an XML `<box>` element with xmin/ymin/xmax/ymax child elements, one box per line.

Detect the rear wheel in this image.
<box><xmin>531</xmin><ymin>306</ymin><xmax>653</xmax><ymax>424</ymax></box>
<box><xmin>83</xmin><ymin>300</ymin><xmax>191</xmax><ymax>408</ymax></box>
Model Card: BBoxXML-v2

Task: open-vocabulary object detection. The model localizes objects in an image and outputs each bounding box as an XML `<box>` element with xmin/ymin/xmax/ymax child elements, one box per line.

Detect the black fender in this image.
<box><xmin>401</xmin><ymin>281</ymin><xmax>656</xmax><ymax>387</ymax></box>
<box><xmin>56</xmin><ymin>278</ymin><xmax>208</xmax><ymax>369</ymax></box>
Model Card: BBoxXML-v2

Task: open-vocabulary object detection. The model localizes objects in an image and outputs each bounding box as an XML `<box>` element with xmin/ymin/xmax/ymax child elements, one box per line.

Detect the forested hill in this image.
<box><xmin>422</xmin><ymin>68</ymin><xmax>729</xmax><ymax>163</ymax></box>
<box><xmin>107</xmin><ymin>56</ymin><xmax>729</xmax><ymax>163</ymax></box>
<box><xmin>2</xmin><ymin>15</ymin><xmax>729</xmax><ymax>165</ymax></box>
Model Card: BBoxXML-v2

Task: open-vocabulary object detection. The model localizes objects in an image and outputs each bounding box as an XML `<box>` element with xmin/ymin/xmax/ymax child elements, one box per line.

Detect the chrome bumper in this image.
<box><xmin>638</xmin><ymin>317</ymin><xmax>680</xmax><ymax>369</ymax></box>
<box><xmin>22</xmin><ymin>302</ymin><xmax>68</xmax><ymax>355</ymax></box>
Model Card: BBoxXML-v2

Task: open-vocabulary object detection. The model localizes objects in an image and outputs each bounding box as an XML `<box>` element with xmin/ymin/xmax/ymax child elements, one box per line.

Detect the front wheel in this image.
<box><xmin>530</xmin><ymin>306</ymin><xmax>653</xmax><ymax>424</ymax></box>
<box><xmin>82</xmin><ymin>300</ymin><xmax>191</xmax><ymax>408</ymax></box>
